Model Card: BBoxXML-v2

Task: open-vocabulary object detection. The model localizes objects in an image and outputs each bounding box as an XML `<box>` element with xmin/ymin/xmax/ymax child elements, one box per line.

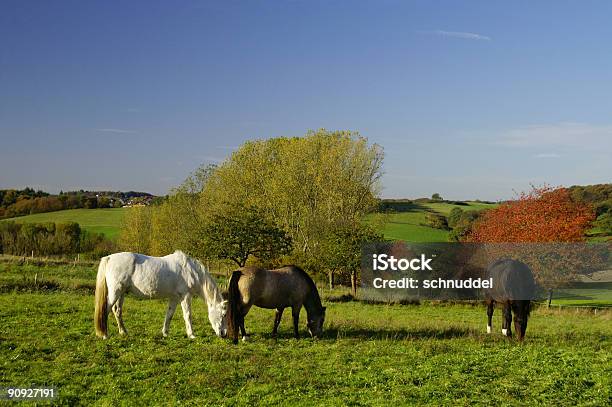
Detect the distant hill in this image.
<box><xmin>0</xmin><ymin>188</ymin><xmax>157</xmax><ymax>219</ymax></box>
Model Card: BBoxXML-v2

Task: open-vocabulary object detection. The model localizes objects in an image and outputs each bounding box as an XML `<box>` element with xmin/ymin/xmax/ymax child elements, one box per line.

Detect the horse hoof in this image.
<box><xmin>242</xmin><ymin>335</ymin><xmax>249</xmax><ymax>342</ymax></box>
<box><xmin>487</xmin><ymin>326</ymin><xmax>491</xmax><ymax>334</ymax></box>
<box><xmin>501</xmin><ymin>329</ymin><xmax>508</xmax><ymax>336</ymax></box>
<box><xmin>162</xmin><ymin>332</ymin><xmax>168</xmax><ymax>338</ymax></box>
<box><xmin>188</xmin><ymin>335</ymin><xmax>196</xmax><ymax>339</ymax></box>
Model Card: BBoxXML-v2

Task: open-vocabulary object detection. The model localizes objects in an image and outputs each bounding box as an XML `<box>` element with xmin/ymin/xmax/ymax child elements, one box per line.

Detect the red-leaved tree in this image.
<box><xmin>466</xmin><ymin>186</ymin><xmax>602</xmax><ymax>302</ymax></box>
<box><xmin>468</xmin><ymin>186</ymin><xmax>595</xmax><ymax>243</ymax></box>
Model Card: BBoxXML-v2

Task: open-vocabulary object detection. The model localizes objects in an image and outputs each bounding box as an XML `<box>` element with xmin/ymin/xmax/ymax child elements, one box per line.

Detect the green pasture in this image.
<box><xmin>1</xmin><ymin>208</ymin><xmax>126</xmax><ymax>239</ymax></box>
<box><xmin>371</xmin><ymin>201</ymin><xmax>497</xmax><ymax>242</ymax></box>
<box><xmin>420</xmin><ymin>201</ymin><xmax>496</xmax><ymax>215</ymax></box>
<box><xmin>547</xmin><ymin>282</ymin><xmax>612</xmax><ymax>307</ymax></box>
<box><xmin>0</xmin><ymin>261</ymin><xmax>610</xmax><ymax>405</ymax></box>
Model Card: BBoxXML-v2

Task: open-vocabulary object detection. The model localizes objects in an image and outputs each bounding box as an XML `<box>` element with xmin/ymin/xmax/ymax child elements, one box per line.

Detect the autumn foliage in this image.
<box><xmin>468</xmin><ymin>186</ymin><xmax>595</xmax><ymax>243</ymax></box>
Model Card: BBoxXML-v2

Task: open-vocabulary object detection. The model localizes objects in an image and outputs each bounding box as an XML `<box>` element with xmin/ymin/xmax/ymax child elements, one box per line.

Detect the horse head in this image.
<box><xmin>208</xmin><ymin>299</ymin><xmax>228</xmax><ymax>338</ymax></box>
<box><xmin>307</xmin><ymin>306</ymin><xmax>326</xmax><ymax>338</ymax></box>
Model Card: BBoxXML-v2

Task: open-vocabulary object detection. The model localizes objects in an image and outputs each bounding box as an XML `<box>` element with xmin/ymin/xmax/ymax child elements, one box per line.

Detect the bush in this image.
<box><xmin>448</xmin><ymin>210</ymin><xmax>482</xmax><ymax>242</ymax></box>
<box><xmin>424</xmin><ymin>212</ymin><xmax>448</xmax><ymax>230</ymax></box>
<box><xmin>0</xmin><ymin>221</ymin><xmax>113</xmax><ymax>257</ymax></box>
<box><xmin>447</xmin><ymin>208</ymin><xmax>464</xmax><ymax>229</ymax></box>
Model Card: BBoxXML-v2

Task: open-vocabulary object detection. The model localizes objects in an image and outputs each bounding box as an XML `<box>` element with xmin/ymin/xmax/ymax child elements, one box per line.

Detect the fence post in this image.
<box><xmin>547</xmin><ymin>289</ymin><xmax>553</xmax><ymax>308</ymax></box>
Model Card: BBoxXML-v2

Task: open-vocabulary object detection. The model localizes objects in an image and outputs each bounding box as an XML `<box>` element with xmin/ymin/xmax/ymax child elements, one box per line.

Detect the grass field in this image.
<box><xmin>372</xmin><ymin>201</ymin><xmax>497</xmax><ymax>242</ymax></box>
<box><xmin>548</xmin><ymin>282</ymin><xmax>612</xmax><ymax>307</ymax></box>
<box><xmin>1</xmin><ymin>208</ymin><xmax>126</xmax><ymax>239</ymax></box>
<box><xmin>1</xmin><ymin>260</ymin><xmax>610</xmax><ymax>405</ymax></box>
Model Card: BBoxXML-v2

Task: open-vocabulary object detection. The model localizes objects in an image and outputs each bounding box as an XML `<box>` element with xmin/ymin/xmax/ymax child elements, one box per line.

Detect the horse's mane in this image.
<box><xmin>175</xmin><ymin>251</ymin><xmax>223</xmax><ymax>305</ymax></box>
<box><xmin>285</xmin><ymin>265</ymin><xmax>323</xmax><ymax>310</ymax></box>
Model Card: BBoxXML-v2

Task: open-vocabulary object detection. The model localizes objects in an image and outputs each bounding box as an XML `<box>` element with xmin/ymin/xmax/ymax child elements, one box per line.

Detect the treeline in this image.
<box><xmin>0</xmin><ymin>189</ymin><xmax>157</xmax><ymax>219</ymax></box>
<box><xmin>0</xmin><ymin>221</ymin><xmax>115</xmax><ymax>259</ymax></box>
<box><xmin>379</xmin><ymin>197</ymin><xmax>496</xmax><ymax>212</ymax></box>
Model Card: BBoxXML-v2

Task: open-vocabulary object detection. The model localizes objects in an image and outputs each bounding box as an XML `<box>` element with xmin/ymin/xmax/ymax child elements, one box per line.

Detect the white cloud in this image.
<box><xmin>94</xmin><ymin>128</ymin><xmax>137</xmax><ymax>134</ymax></box>
<box><xmin>495</xmin><ymin>122</ymin><xmax>612</xmax><ymax>150</ymax></box>
<box><xmin>429</xmin><ymin>30</ymin><xmax>491</xmax><ymax>41</ymax></box>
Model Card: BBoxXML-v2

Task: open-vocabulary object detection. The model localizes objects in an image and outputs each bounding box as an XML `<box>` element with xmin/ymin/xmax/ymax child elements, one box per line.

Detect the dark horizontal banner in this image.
<box><xmin>360</xmin><ymin>242</ymin><xmax>611</xmax><ymax>302</ymax></box>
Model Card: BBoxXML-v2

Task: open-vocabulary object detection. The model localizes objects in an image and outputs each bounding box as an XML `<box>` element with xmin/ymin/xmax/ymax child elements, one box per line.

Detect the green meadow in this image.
<box><xmin>0</xmin><ymin>260</ymin><xmax>610</xmax><ymax>405</ymax></box>
<box><xmin>1</xmin><ymin>208</ymin><xmax>125</xmax><ymax>239</ymax></box>
<box><xmin>372</xmin><ymin>201</ymin><xmax>496</xmax><ymax>242</ymax></box>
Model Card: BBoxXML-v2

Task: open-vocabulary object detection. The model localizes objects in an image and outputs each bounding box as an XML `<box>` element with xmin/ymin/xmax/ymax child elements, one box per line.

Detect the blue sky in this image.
<box><xmin>1</xmin><ymin>1</ymin><xmax>610</xmax><ymax>200</ymax></box>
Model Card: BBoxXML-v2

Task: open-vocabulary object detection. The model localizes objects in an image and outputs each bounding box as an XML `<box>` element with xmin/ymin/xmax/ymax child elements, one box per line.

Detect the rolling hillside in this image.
<box><xmin>372</xmin><ymin>201</ymin><xmax>497</xmax><ymax>242</ymax></box>
<box><xmin>1</xmin><ymin>208</ymin><xmax>125</xmax><ymax>239</ymax></box>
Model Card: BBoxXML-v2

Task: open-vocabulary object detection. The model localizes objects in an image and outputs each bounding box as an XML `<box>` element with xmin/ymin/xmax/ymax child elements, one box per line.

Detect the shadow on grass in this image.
<box><xmin>323</xmin><ymin>326</ymin><xmax>474</xmax><ymax>340</ymax></box>
<box><xmin>250</xmin><ymin>326</ymin><xmax>475</xmax><ymax>342</ymax></box>
<box><xmin>380</xmin><ymin>202</ymin><xmax>430</xmax><ymax>213</ymax></box>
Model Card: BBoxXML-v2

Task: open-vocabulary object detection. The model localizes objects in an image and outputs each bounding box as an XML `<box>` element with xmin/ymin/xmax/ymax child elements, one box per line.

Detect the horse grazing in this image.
<box><xmin>226</xmin><ymin>265</ymin><xmax>326</xmax><ymax>344</ymax></box>
<box><xmin>94</xmin><ymin>250</ymin><xmax>228</xmax><ymax>339</ymax></box>
<box><xmin>485</xmin><ymin>258</ymin><xmax>536</xmax><ymax>341</ymax></box>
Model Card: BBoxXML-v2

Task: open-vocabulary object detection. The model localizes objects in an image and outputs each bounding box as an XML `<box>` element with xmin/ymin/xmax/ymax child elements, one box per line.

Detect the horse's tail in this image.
<box><xmin>94</xmin><ymin>256</ymin><xmax>109</xmax><ymax>339</ymax></box>
<box><xmin>227</xmin><ymin>270</ymin><xmax>242</xmax><ymax>344</ymax></box>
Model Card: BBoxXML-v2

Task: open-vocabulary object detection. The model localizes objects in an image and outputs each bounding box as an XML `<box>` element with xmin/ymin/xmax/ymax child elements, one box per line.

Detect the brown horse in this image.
<box><xmin>485</xmin><ymin>259</ymin><xmax>536</xmax><ymax>341</ymax></box>
<box><xmin>226</xmin><ymin>265</ymin><xmax>326</xmax><ymax>344</ymax></box>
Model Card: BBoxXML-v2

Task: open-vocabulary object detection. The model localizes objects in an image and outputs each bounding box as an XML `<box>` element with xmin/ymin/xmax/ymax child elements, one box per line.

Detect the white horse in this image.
<box><xmin>94</xmin><ymin>250</ymin><xmax>228</xmax><ymax>339</ymax></box>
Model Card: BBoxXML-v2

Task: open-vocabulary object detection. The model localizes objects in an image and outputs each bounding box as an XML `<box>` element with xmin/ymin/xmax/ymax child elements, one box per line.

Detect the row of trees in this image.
<box><xmin>0</xmin><ymin>189</ymin><xmax>157</xmax><ymax>219</ymax></box>
<box><xmin>0</xmin><ymin>221</ymin><xmax>115</xmax><ymax>258</ymax></box>
<box><xmin>0</xmin><ymin>193</ymin><xmax>115</xmax><ymax>219</ymax></box>
<box><xmin>119</xmin><ymin>130</ymin><xmax>384</xmax><ymax>290</ymax></box>
<box><xmin>0</xmin><ymin>187</ymin><xmax>49</xmax><ymax>207</ymax></box>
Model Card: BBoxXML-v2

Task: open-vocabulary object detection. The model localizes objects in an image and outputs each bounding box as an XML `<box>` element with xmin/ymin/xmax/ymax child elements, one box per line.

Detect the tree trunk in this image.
<box><xmin>328</xmin><ymin>270</ymin><xmax>334</xmax><ymax>289</ymax></box>
<box><xmin>547</xmin><ymin>288</ymin><xmax>553</xmax><ymax>308</ymax></box>
<box><xmin>351</xmin><ymin>270</ymin><xmax>357</xmax><ymax>297</ymax></box>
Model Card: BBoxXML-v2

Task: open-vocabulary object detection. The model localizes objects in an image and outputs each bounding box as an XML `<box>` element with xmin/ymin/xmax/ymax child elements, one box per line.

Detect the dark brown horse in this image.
<box><xmin>485</xmin><ymin>259</ymin><xmax>536</xmax><ymax>341</ymax></box>
<box><xmin>227</xmin><ymin>265</ymin><xmax>326</xmax><ymax>344</ymax></box>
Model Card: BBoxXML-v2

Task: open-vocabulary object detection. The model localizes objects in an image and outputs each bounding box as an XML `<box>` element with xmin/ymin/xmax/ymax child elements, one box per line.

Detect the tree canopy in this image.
<box><xmin>468</xmin><ymin>186</ymin><xmax>595</xmax><ymax>243</ymax></box>
<box><xmin>120</xmin><ymin>129</ymin><xmax>384</xmax><ymax>274</ymax></box>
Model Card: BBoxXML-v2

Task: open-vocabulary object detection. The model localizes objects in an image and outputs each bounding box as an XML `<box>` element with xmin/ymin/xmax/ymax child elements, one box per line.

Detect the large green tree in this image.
<box><xmin>120</xmin><ymin>129</ymin><xmax>384</xmax><ymax>276</ymax></box>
